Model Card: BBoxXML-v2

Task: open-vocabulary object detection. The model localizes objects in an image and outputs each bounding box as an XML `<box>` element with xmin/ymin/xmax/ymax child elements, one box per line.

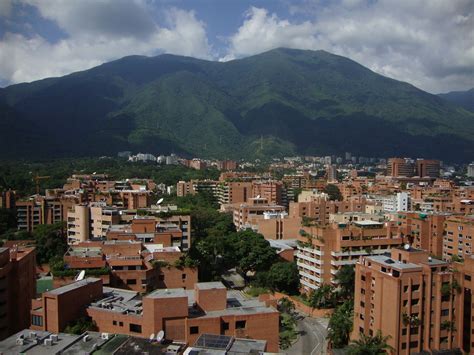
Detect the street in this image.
<box><xmin>286</xmin><ymin>314</ymin><xmax>329</xmax><ymax>355</ymax></box>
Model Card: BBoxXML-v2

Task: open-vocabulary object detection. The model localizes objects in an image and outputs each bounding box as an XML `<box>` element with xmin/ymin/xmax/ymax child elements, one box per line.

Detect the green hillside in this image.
<box><xmin>1</xmin><ymin>48</ymin><xmax>473</xmax><ymax>162</ymax></box>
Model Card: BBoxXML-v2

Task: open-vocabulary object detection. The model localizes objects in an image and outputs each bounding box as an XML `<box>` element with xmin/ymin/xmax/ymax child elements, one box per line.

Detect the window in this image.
<box><xmin>129</xmin><ymin>323</ymin><xmax>142</xmax><ymax>333</ymax></box>
<box><xmin>409</xmin><ymin>341</ymin><xmax>419</xmax><ymax>348</ymax></box>
<box><xmin>404</xmin><ymin>285</ymin><xmax>409</xmax><ymax>293</ymax></box>
<box><xmin>360</xmin><ymin>301</ymin><xmax>365</xmax><ymax>308</ymax></box>
<box><xmin>127</xmin><ymin>279</ymin><xmax>137</xmax><ymax>285</ymax></box>
<box><xmin>236</xmin><ymin>320</ymin><xmax>246</xmax><ymax>329</ymax></box>
<box><xmin>31</xmin><ymin>315</ymin><xmax>43</xmax><ymax>327</ymax></box>
<box><xmin>190</xmin><ymin>326</ymin><xmax>199</xmax><ymax>334</ymax></box>
<box><xmin>402</xmin><ymin>343</ymin><xmax>407</xmax><ymax>350</ymax></box>
<box><xmin>402</xmin><ymin>328</ymin><xmax>407</xmax><ymax>335</ymax></box>
<box><xmin>119</xmin><ymin>321</ymin><xmax>123</xmax><ymax>327</ymax></box>
<box><xmin>361</xmin><ymin>275</ymin><xmax>366</xmax><ymax>281</ymax></box>
<box><xmin>412</xmin><ymin>299</ymin><xmax>419</xmax><ymax>306</ymax></box>
<box><xmin>359</xmin><ymin>327</ymin><xmax>364</xmax><ymax>334</ymax></box>
<box><xmin>412</xmin><ymin>284</ymin><xmax>420</xmax><ymax>291</ymax></box>
<box><xmin>182</xmin><ymin>273</ymin><xmax>187</xmax><ymax>280</ymax></box>
<box><xmin>441</xmin><ymin>309</ymin><xmax>449</xmax><ymax>316</ymax></box>
<box><xmin>113</xmin><ymin>320</ymin><xmax>117</xmax><ymax>326</ymax></box>
<box><xmin>222</xmin><ymin>322</ymin><xmax>229</xmax><ymax>331</ymax></box>
<box><xmin>465</xmin><ymin>275</ymin><xmax>472</xmax><ymax>281</ymax></box>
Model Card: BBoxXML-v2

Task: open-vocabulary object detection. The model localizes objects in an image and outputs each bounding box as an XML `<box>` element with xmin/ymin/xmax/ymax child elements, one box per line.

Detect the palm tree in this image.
<box><xmin>347</xmin><ymin>330</ymin><xmax>394</xmax><ymax>354</ymax></box>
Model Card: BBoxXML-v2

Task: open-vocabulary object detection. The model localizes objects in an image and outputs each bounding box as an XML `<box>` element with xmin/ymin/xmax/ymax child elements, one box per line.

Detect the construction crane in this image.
<box><xmin>32</xmin><ymin>174</ymin><xmax>50</xmax><ymax>195</ymax></box>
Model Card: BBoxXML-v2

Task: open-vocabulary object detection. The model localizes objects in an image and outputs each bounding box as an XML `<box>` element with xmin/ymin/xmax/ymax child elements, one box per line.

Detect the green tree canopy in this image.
<box><xmin>335</xmin><ymin>265</ymin><xmax>355</xmax><ymax>299</ymax></box>
<box><xmin>324</xmin><ymin>184</ymin><xmax>343</xmax><ymax>201</ymax></box>
<box><xmin>33</xmin><ymin>222</ymin><xmax>67</xmax><ymax>265</ymax></box>
<box><xmin>309</xmin><ymin>284</ymin><xmax>338</xmax><ymax>309</ymax></box>
<box><xmin>0</xmin><ymin>208</ymin><xmax>16</xmax><ymax>235</ymax></box>
<box><xmin>327</xmin><ymin>300</ymin><xmax>354</xmax><ymax>349</ymax></box>
<box><xmin>347</xmin><ymin>330</ymin><xmax>393</xmax><ymax>354</ymax></box>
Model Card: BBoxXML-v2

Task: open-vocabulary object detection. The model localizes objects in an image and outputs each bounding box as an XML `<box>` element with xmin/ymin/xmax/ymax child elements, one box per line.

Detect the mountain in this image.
<box><xmin>438</xmin><ymin>88</ymin><xmax>474</xmax><ymax>112</ymax></box>
<box><xmin>1</xmin><ymin>48</ymin><xmax>473</xmax><ymax>162</ymax></box>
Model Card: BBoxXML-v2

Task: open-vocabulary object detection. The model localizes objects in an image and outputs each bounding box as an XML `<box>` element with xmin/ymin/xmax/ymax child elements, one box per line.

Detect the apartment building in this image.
<box><xmin>251</xmin><ymin>180</ymin><xmax>286</xmax><ymax>205</ymax></box>
<box><xmin>217</xmin><ymin>160</ymin><xmax>238</xmax><ymax>171</ymax></box>
<box><xmin>387</xmin><ymin>158</ymin><xmax>415</xmax><ymax>177</ymax></box>
<box><xmin>296</xmin><ymin>221</ymin><xmax>403</xmax><ymax>292</ymax></box>
<box><xmin>416</xmin><ymin>159</ymin><xmax>441</xmax><ymax>178</ymax></box>
<box><xmin>0</xmin><ymin>247</ymin><xmax>36</xmax><ymax>340</ymax></box>
<box><xmin>31</xmin><ymin>279</ymin><xmax>279</xmax><ymax>352</ymax></box>
<box><xmin>443</xmin><ymin>215</ymin><xmax>474</xmax><ymax>261</ymax></box>
<box><xmin>353</xmin><ymin>247</ymin><xmax>463</xmax><ymax>354</ymax></box>
<box><xmin>394</xmin><ymin>211</ymin><xmax>447</xmax><ymax>258</ymax></box>
<box><xmin>67</xmin><ymin>204</ymin><xmax>120</xmax><ymax>244</ymax></box>
<box><xmin>216</xmin><ymin>181</ymin><xmax>253</xmax><ymax>207</ymax></box>
<box><xmin>232</xmin><ymin>197</ymin><xmax>286</xmax><ymax>231</ymax></box>
<box><xmin>0</xmin><ymin>190</ymin><xmax>15</xmax><ymax>209</ymax></box>
<box><xmin>289</xmin><ymin>194</ymin><xmax>369</xmax><ymax>226</ymax></box>
<box><xmin>62</xmin><ymin>241</ymin><xmax>197</xmax><ymax>293</ymax></box>
<box><xmin>369</xmin><ymin>192</ymin><xmax>409</xmax><ymax>212</ymax></box>
<box><xmin>176</xmin><ymin>180</ymin><xmax>217</xmax><ymax>197</ymax></box>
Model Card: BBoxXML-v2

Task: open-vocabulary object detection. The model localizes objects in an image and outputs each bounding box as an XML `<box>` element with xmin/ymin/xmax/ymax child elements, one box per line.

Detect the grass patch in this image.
<box><xmin>244</xmin><ymin>286</ymin><xmax>270</xmax><ymax>297</ymax></box>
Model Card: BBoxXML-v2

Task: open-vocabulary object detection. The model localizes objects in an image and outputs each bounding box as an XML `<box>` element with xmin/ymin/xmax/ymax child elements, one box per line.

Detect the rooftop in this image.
<box><xmin>46</xmin><ymin>278</ymin><xmax>101</xmax><ymax>296</ymax></box>
<box><xmin>0</xmin><ymin>330</ymin><xmax>110</xmax><ymax>355</ymax></box>
<box><xmin>147</xmin><ymin>288</ymin><xmax>188</xmax><ymax>299</ymax></box>
<box><xmin>195</xmin><ymin>282</ymin><xmax>226</xmax><ymax>290</ymax></box>
<box><xmin>367</xmin><ymin>255</ymin><xmax>420</xmax><ymax>271</ymax></box>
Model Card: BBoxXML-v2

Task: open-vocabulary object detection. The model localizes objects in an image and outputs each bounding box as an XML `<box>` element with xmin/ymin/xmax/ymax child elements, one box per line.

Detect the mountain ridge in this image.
<box><xmin>1</xmin><ymin>48</ymin><xmax>473</xmax><ymax>162</ymax></box>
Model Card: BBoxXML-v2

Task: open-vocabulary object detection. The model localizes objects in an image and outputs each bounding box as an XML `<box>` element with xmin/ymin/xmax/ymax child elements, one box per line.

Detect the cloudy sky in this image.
<box><xmin>0</xmin><ymin>0</ymin><xmax>473</xmax><ymax>93</ymax></box>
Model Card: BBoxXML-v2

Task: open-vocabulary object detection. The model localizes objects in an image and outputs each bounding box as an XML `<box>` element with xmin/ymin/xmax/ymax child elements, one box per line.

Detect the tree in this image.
<box><xmin>278</xmin><ymin>298</ymin><xmax>295</xmax><ymax>314</ymax></box>
<box><xmin>229</xmin><ymin>230</ymin><xmax>277</xmax><ymax>274</ymax></box>
<box><xmin>309</xmin><ymin>284</ymin><xmax>338</xmax><ymax>309</ymax></box>
<box><xmin>335</xmin><ymin>265</ymin><xmax>355</xmax><ymax>299</ymax></box>
<box><xmin>0</xmin><ymin>208</ymin><xmax>16</xmax><ymax>235</ymax></box>
<box><xmin>265</xmin><ymin>262</ymin><xmax>300</xmax><ymax>295</ymax></box>
<box><xmin>33</xmin><ymin>222</ymin><xmax>68</xmax><ymax>265</ymax></box>
<box><xmin>324</xmin><ymin>184</ymin><xmax>342</xmax><ymax>201</ymax></box>
<box><xmin>347</xmin><ymin>330</ymin><xmax>393</xmax><ymax>354</ymax></box>
<box><xmin>327</xmin><ymin>300</ymin><xmax>353</xmax><ymax>349</ymax></box>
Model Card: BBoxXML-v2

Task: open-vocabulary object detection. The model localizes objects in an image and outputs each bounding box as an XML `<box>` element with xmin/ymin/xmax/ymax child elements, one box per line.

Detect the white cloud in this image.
<box><xmin>0</xmin><ymin>1</ymin><xmax>212</xmax><ymax>84</ymax></box>
<box><xmin>0</xmin><ymin>0</ymin><xmax>13</xmax><ymax>17</ymax></box>
<box><xmin>223</xmin><ymin>1</ymin><xmax>474</xmax><ymax>93</ymax></box>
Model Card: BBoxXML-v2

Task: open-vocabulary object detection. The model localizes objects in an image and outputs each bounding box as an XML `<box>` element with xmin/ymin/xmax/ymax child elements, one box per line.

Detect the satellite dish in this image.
<box><xmin>157</xmin><ymin>198</ymin><xmax>164</xmax><ymax>205</ymax></box>
<box><xmin>404</xmin><ymin>244</ymin><xmax>410</xmax><ymax>251</ymax></box>
<box><xmin>156</xmin><ymin>330</ymin><xmax>164</xmax><ymax>343</ymax></box>
<box><xmin>75</xmin><ymin>270</ymin><xmax>86</xmax><ymax>281</ymax></box>
<box><xmin>149</xmin><ymin>334</ymin><xmax>155</xmax><ymax>342</ymax></box>
<box><xmin>256</xmin><ymin>195</ymin><xmax>261</xmax><ymax>199</ymax></box>
<box><xmin>93</xmin><ymin>172</ymin><xmax>97</xmax><ymax>175</ymax></box>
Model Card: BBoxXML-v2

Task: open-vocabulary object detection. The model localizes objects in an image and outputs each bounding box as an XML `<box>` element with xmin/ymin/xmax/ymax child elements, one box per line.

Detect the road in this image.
<box><xmin>286</xmin><ymin>314</ymin><xmax>329</xmax><ymax>355</ymax></box>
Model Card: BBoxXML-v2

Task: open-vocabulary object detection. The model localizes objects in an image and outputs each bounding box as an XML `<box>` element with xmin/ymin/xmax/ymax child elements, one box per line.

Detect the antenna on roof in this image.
<box><xmin>75</xmin><ymin>270</ymin><xmax>86</xmax><ymax>281</ymax></box>
<box><xmin>256</xmin><ymin>195</ymin><xmax>261</xmax><ymax>199</ymax></box>
<box><xmin>149</xmin><ymin>333</ymin><xmax>155</xmax><ymax>342</ymax></box>
<box><xmin>157</xmin><ymin>198</ymin><xmax>164</xmax><ymax>205</ymax></box>
<box><xmin>93</xmin><ymin>172</ymin><xmax>97</xmax><ymax>175</ymax></box>
<box><xmin>156</xmin><ymin>330</ymin><xmax>164</xmax><ymax>343</ymax></box>
<box><xmin>404</xmin><ymin>243</ymin><xmax>410</xmax><ymax>251</ymax></box>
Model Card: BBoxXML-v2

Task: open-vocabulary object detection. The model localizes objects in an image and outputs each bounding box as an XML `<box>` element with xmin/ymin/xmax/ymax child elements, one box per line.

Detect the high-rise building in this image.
<box><xmin>296</xmin><ymin>220</ymin><xmax>403</xmax><ymax>292</ymax></box>
<box><xmin>0</xmin><ymin>247</ymin><xmax>36</xmax><ymax>340</ymax></box>
<box><xmin>353</xmin><ymin>247</ymin><xmax>468</xmax><ymax>353</ymax></box>
<box><xmin>467</xmin><ymin>163</ymin><xmax>474</xmax><ymax>178</ymax></box>
<box><xmin>416</xmin><ymin>159</ymin><xmax>441</xmax><ymax>178</ymax></box>
<box><xmin>387</xmin><ymin>158</ymin><xmax>415</xmax><ymax>177</ymax></box>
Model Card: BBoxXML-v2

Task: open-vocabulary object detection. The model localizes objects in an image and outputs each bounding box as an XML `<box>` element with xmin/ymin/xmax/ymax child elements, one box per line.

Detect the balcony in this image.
<box><xmin>297</xmin><ymin>261</ymin><xmax>322</xmax><ymax>274</ymax></box>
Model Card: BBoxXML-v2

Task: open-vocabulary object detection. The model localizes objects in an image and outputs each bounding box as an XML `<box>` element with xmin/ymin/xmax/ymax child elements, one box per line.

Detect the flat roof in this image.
<box><xmin>147</xmin><ymin>288</ymin><xmax>188</xmax><ymax>299</ymax></box>
<box><xmin>367</xmin><ymin>255</ymin><xmax>420</xmax><ymax>270</ymax></box>
<box><xmin>46</xmin><ymin>278</ymin><xmax>101</xmax><ymax>296</ymax></box>
<box><xmin>195</xmin><ymin>282</ymin><xmax>226</xmax><ymax>290</ymax></box>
